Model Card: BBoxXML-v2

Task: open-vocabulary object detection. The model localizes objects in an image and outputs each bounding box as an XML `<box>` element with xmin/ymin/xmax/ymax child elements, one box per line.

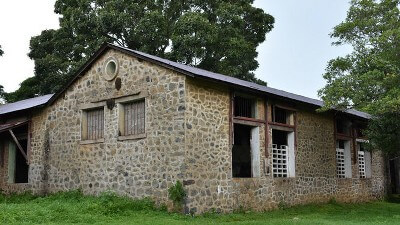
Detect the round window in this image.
<box><xmin>103</xmin><ymin>57</ymin><xmax>119</xmax><ymax>81</ymax></box>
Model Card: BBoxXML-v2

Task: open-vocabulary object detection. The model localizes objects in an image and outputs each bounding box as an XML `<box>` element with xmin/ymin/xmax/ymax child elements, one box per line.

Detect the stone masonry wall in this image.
<box><xmin>28</xmin><ymin>49</ymin><xmax>186</xmax><ymax>207</ymax></box>
<box><xmin>183</xmin><ymin>79</ymin><xmax>386</xmax><ymax>214</ymax></box>
<box><xmin>0</xmin><ymin>48</ymin><xmax>386</xmax><ymax>214</ymax></box>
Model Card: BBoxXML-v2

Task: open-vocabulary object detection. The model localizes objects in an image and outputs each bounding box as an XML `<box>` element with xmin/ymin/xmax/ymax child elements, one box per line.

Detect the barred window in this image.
<box><xmin>234</xmin><ymin>96</ymin><xmax>256</xmax><ymax>118</ymax></box>
<box><xmin>123</xmin><ymin>100</ymin><xmax>145</xmax><ymax>136</ymax></box>
<box><xmin>83</xmin><ymin>108</ymin><xmax>104</xmax><ymax>140</ymax></box>
<box><xmin>272</xmin><ymin>106</ymin><xmax>295</xmax><ymax>125</ymax></box>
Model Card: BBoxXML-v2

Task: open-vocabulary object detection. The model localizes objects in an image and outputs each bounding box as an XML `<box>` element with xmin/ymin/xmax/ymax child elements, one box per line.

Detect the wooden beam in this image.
<box><xmin>9</xmin><ymin>129</ymin><xmax>28</xmax><ymax>164</ymax></box>
<box><xmin>268</xmin><ymin>122</ymin><xmax>296</xmax><ymax>129</ymax></box>
<box><xmin>269</xmin><ymin>124</ymin><xmax>295</xmax><ymax>132</ymax></box>
<box><xmin>234</xmin><ymin>116</ymin><xmax>265</xmax><ymax>124</ymax></box>
<box><xmin>233</xmin><ymin>118</ymin><xmax>261</xmax><ymax>127</ymax></box>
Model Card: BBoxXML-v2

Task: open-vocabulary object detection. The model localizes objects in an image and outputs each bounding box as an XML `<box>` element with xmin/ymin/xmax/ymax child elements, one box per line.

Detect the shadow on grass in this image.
<box><xmin>387</xmin><ymin>194</ymin><xmax>400</xmax><ymax>203</ymax></box>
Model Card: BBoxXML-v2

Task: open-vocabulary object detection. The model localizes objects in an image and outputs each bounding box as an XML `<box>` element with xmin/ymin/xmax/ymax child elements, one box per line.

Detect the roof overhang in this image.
<box><xmin>46</xmin><ymin>42</ymin><xmax>371</xmax><ymax>120</ymax></box>
<box><xmin>0</xmin><ymin>120</ymin><xmax>29</xmax><ymax>134</ymax></box>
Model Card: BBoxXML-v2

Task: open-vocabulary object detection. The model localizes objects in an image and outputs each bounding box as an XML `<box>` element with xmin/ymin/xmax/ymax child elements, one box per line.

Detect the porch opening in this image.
<box><xmin>12</xmin><ymin>140</ymin><xmax>28</xmax><ymax>183</ymax></box>
<box><xmin>232</xmin><ymin>124</ymin><xmax>260</xmax><ymax>178</ymax></box>
<box><xmin>4</xmin><ymin>123</ymin><xmax>29</xmax><ymax>184</ymax></box>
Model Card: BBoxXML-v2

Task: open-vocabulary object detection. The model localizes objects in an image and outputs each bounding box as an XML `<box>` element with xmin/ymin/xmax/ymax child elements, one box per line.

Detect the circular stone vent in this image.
<box><xmin>103</xmin><ymin>57</ymin><xmax>119</xmax><ymax>81</ymax></box>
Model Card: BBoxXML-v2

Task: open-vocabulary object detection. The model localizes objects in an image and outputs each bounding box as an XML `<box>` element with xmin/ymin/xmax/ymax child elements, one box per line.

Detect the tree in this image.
<box><xmin>319</xmin><ymin>0</ymin><xmax>400</xmax><ymax>155</ymax></box>
<box><xmin>6</xmin><ymin>0</ymin><xmax>274</xmax><ymax>102</ymax></box>
<box><xmin>0</xmin><ymin>45</ymin><xmax>3</xmax><ymax>56</ymax></box>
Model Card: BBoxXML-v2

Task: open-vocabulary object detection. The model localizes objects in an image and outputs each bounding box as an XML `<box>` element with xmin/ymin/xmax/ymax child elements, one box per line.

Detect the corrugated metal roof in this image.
<box><xmin>112</xmin><ymin>44</ymin><xmax>371</xmax><ymax>119</ymax></box>
<box><xmin>47</xmin><ymin>43</ymin><xmax>370</xmax><ymax>120</ymax></box>
<box><xmin>0</xmin><ymin>94</ymin><xmax>53</xmax><ymax>115</ymax></box>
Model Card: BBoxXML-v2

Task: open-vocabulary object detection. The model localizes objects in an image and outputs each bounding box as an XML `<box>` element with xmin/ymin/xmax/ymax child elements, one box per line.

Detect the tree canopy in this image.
<box><xmin>0</xmin><ymin>45</ymin><xmax>3</xmax><ymax>56</ymax></box>
<box><xmin>4</xmin><ymin>0</ymin><xmax>274</xmax><ymax>102</ymax></box>
<box><xmin>319</xmin><ymin>0</ymin><xmax>400</xmax><ymax>155</ymax></box>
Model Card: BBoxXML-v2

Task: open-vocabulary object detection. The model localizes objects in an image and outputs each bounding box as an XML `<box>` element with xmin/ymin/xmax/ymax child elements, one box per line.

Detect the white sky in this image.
<box><xmin>0</xmin><ymin>0</ymin><xmax>352</xmax><ymax>99</ymax></box>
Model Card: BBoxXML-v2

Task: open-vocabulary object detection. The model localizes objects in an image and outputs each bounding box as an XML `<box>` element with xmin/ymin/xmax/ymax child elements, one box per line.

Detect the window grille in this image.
<box><xmin>234</xmin><ymin>96</ymin><xmax>254</xmax><ymax>118</ymax></box>
<box><xmin>86</xmin><ymin>108</ymin><xmax>104</xmax><ymax>140</ymax></box>
<box><xmin>272</xmin><ymin>144</ymin><xmax>288</xmax><ymax>177</ymax></box>
<box><xmin>336</xmin><ymin>148</ymin><xmax>346</xmax><ymax>178</ymax></box>
<box><xmin>358</xmin><ymin>151</ymin><xmax>366</xmax><ymax>178</ymax></box>
<box><xmin>124</xmin><ymin>100</ymin><xmax>145</xmax><ymax>135</ymax></box>
<box><xmin>274</xmin><ymin>107</ymin><xmax>288</xmax><ymax>124</ymax></box>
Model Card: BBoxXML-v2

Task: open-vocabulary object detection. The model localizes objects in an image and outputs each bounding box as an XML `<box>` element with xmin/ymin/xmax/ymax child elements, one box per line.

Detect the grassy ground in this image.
<box><xmin>0</xmin><ymin>191</ymin><xmax>399</xmax><ymax>225</ymax></box>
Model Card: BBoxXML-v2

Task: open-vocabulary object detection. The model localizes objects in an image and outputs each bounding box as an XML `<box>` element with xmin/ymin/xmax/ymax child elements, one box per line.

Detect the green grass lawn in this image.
<box><xmin>0</xmin><ymin>191</ymin><xmax>399</xmax><ymax>225</ymax></box>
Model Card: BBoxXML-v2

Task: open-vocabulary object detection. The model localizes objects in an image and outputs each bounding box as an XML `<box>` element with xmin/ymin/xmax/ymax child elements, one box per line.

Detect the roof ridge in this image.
<box><xmin>46</xmin><ymin>42</ymin><xmax>370</xmax><ymax>119</ymax></box>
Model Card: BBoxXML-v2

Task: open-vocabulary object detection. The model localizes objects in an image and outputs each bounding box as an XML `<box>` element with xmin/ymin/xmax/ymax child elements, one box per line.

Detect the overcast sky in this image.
<box><xmin>0</xmin><ymin>0</ymin><xmax>352</xmax><ymax>99</ymax></box>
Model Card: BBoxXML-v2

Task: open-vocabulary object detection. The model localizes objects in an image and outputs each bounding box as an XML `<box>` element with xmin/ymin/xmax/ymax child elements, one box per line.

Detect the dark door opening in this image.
<box><xmin>390</xmin><ymin>158</ymin><xmax>400</xmax><ymax>194</ymax></box>
<box><xmin>272</xmin><ymin>129</ymin><xmax>288</xmax><ymax>146</ymax></box>
<box><xmin>232</xmin><ymin>124</ymin><xmax>252</xmax><ymax>177</ymax></box>
<box><xmin>15</xmin><ymin>139</ymin><xmax>29</xmax><ymax>183</ymax></box>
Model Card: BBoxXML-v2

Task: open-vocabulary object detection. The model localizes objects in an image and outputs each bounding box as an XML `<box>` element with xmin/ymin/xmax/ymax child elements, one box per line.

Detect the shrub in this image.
<box><xmin>168</xmin><ymin>181</ymin><xmax>186</xmax><ymax>210</ymax></box>
<box><xmin>278</xmin><ymin>201</ymin><xmax>288</xmax><ymax>210</ymax></box>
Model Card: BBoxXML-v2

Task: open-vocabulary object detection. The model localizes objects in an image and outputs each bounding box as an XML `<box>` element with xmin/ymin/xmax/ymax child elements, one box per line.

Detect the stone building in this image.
<box><xmin>0</xmin><ymin>43</ymin><xmax>387</xmax><ymax>213</ymax></box>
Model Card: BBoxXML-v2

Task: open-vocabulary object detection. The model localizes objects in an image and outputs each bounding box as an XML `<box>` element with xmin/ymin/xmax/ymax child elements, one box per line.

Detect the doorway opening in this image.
<box><xmin>232</xmin><ymin>124</ymin><xmax>260</xmax><ymax>178</ymax></box>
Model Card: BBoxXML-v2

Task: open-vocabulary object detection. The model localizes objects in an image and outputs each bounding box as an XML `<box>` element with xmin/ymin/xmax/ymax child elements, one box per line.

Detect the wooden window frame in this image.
<box><xmin>268</xmin><ymin>103</ymin><xmax>297</xmax><ymax>178</ymax></box>
<box><xmin>80</xmin><ymin>102</ymin><xmax>106</xmax><ymax>145</ymax></box>
<box><xmin>117</xmin><ymin>92</ymin><xmax>147</xmax><ymax>141</ymax></box>
<box><xmin>233</xmin><ymin>93</ymin><xmax>258</xmax><ymax>119</ymax></box>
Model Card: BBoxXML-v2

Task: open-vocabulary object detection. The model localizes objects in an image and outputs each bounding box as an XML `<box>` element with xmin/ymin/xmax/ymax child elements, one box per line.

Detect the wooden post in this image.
<box><xmin>264</xmin><ymin>99</ymin><xmax>269</xmax><ymax>158</ymax></box>
<box><xmin>229</xmin><ymin>91</ymin><xmax>234</xmax><ymax>149</ymax></box>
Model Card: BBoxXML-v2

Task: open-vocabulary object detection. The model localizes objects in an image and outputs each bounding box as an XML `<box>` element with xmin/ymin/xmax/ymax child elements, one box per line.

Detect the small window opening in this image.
<box><xmin>355</xmin><ymin>123</ymin><xmax>367</xmax><ymax>138</ymax></box>
<box><xmin>123</xmin><ymin>100</ymin><xmax>145</xmax><ymax>136</ymax></box>
<box><xmin>234</xmin><ymin>96</ymin><xmax>256</xmax><ymax>118</ymax></box>
<box><xmin>103</xmin><ymin>57</ymin><xmax>119</xmax><ymax>81</ymax></box>
<box><xmin>273</xmin><ymin>106</ymin><xmax>294</xmax><ymax>125</ymax></box>
<box><xmin>106</xmin><ymin>60</ymin><xmax>117</xmax><ymax>77</ymax></box>
<box><xmin>274</xmin><ymin>107</ymin><xmax>287</xmax><ymax>124</ymax></box>
<box><xmin>82</xmin><ymin>108</ymin><xmax>104</xmax><ymax>141</ymax></box>
<box><xmin>336</xmin><ymin>119</ymin><xmax>351</xmax><ymax>135</ymax></box>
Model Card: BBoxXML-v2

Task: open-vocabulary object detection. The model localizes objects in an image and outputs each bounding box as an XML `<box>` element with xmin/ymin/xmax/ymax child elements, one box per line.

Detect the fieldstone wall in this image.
<box><xmin>183</xmin><ymin>80</ymin><xmax>386</xmax><ymax>214</ymax></box>
<box><xmin>0</xmin><ymin>47</ymin><xmax>386</xmax><ymax>214</ymax></box>
<box><xmin>28</xmin><ymin>49</ymin><xmax>186</xmax><ymax>207</ymax></box>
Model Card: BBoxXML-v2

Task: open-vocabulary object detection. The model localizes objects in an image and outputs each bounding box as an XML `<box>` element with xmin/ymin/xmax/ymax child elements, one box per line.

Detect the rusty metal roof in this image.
<box><xmin>47</xmin><ymin>43</ymin><xmax>370</xmax><ymax>120</ymax></box>
<box><xmin>0</xmin><ymin>94</ymin><xmax>53</xmax><ymax>115</ymax></box>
